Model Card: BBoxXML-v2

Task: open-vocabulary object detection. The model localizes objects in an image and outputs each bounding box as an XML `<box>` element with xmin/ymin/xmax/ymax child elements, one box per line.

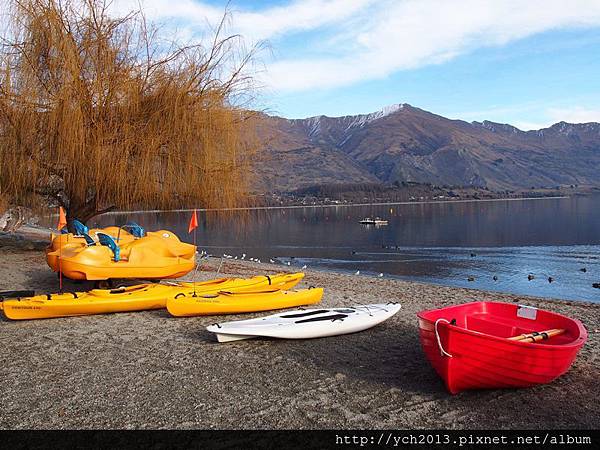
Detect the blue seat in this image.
<box><xmin>72</xmin><ymin>219</ymin><xmax>89</xmax><ymax>236</ymax></box>
<box><xmin>96</xmin><ymin>232</ymin><xmax>121</xmax><ymax>262</ymax></box>
<box><xmin>122</xmin><ymin>222</ymin><xmax>146</xmax><ymax>238</ymax></box>
<box><xmin>82</xmin><ymin>233</ymin><xmax>96</xmax><ymax>246</ymax></box>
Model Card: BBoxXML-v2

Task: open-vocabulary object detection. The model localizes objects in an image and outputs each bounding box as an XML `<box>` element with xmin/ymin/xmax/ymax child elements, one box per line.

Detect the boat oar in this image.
<box><xmin>508</xmin><ymin>328</ymin><xmax>565</xmax><ymax>343</ymax></box>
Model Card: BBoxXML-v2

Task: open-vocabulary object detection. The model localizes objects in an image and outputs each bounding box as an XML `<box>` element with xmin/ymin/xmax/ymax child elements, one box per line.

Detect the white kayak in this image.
<box><xmin>206</xmin><ymin>302</ymin><xmax>401</xmax><ymax>343</ymax></box>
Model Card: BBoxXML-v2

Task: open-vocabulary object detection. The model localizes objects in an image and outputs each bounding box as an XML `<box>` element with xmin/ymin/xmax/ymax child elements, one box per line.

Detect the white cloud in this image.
<box><xmin>546</xmin><ymin>107</ymin><xmax>600</xmax><ymax>124</ymax></box>
<box><xmin>264</xmin><ymin>0</ymin><xmax>600</xmax><ymax>92</ymax></box>
<box><xmin>112</xmin><ymin>0</ymin><xmax>600</xmax><ymax>93</ymax></box>
<box><xmin>114</xmin><ymin>0</ymin><xmax>373</xmax><ymax>42</ymax></box>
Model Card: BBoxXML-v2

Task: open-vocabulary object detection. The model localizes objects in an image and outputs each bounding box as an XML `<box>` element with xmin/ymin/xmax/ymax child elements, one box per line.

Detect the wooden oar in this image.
<box><xmin>508</xmin><ymin>328</ymin><xmax>565</xmax><ymax>343</ymax></box>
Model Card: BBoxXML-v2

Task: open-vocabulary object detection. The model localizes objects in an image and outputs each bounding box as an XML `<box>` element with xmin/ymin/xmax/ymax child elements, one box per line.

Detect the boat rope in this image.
<box><xmin>435</xmin><ymin>318</ymin><xmax>453</xmax><ymax>358</ymax></box>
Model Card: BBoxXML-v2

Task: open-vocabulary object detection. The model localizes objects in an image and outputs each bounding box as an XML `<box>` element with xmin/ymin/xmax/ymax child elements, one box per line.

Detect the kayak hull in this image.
<box><xmin>207</xmin><ymin>302</ymin><xmax>401</xmax><ymax>342</ymax></box>
<box><xmin>417</xmin><ymin>301</ymin><xmax>587</xmax><ymax>394</ymax></box>
<box><xmin>0</xmin><ymin>284</ymin><xmax>171</xmax><ymax>320</ymax></box>
<box><xmin>0</xmin><ymin>273</ymin><xmax>304</xmax><ymax>320</ymax></box>
<box><xmin>167</xmin><ymin>286</ymin><xmax>322</xmax><ymax>317</ymax></box>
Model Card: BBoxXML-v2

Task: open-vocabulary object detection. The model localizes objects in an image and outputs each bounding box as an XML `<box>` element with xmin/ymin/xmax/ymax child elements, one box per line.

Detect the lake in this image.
<box><xmin>92</xmin><ymin>196</ymin><xmax>600</xmax><ymax>303</ymax></box>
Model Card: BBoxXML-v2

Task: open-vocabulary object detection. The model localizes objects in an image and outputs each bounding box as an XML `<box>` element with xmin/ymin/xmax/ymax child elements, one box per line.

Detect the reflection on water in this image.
<box><xmin>91</xmin><ymin>196</ymin><xmax>600</xmax><ymax>303</ymax></box>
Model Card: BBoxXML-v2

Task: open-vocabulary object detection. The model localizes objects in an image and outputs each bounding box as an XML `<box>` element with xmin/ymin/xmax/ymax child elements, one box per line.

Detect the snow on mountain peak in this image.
<box><xmin>345</xmin><ymin>103</ymin><xmax>406</xmax><ymax>129</ymax></box>
<box><xmin>290</xmin><ymin>103</ymin><xmax>407</xmax><ymax>138</ymax></box>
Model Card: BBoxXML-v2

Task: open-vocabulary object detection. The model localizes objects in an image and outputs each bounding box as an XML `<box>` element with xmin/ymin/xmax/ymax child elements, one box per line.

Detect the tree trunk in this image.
<box><xmin>66</xmin><ymin>198</ymin><xmax>115</xmax><ymax>232</ymax></box>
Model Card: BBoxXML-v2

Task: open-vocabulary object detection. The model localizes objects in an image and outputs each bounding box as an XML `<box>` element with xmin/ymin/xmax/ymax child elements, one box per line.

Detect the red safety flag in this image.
<box><xmin>57</xmin><ymin>207</ymin><xmax>67</xmax><ymax>231</ymax></box>
<box><xmin>188</xmin><ymin>209</ymin><xmax>198</xmax><ymax>234</ymax></box>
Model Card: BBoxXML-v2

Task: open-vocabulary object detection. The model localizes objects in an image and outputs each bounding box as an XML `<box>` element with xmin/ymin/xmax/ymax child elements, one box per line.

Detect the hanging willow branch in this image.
<box><xmin>0</xmin><ymin>0</ymin><xmax>260</xmax><ymax>225</ymax></box>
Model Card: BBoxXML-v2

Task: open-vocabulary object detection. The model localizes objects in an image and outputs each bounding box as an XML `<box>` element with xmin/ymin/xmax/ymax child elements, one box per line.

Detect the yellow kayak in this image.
<box><xmin>174</xmin><ymin>272</ymin><xmax>304</xmax><ymax>292</ymax></box>
<box><xmin>0</xmin><ymin>284</ymin><xmax>172</xmax><ymax>320</ymax></box>
<box><xmin>166</xmin><ymin>287</ymin><xmax>323</xmax><ymax>317</ymax></box>
<box><xmin>0</xmin><ymin>273</ymin><xmax>304</xmax><ymax>320</ymax></box>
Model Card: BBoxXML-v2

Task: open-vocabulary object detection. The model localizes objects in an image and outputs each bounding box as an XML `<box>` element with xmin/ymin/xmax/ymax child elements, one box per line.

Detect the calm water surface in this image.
<box><xmin>93</xmin><ymin>196</ymin><xmax>600</xmax><ymax>303</ymax></box>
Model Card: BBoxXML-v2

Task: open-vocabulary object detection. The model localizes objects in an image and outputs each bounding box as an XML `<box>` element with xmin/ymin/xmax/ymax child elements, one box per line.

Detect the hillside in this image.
<box><xmin>254</xmin><ymin>104</ymin><xmax>600</xmax><ymax>193</ymax></box>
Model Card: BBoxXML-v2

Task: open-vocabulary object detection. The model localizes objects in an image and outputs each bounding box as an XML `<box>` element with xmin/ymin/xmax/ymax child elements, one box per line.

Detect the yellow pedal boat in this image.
<box><xmin>166</xmin><ymin>286</ymin><xmax>322</xmax><ymax>317</ymax></box>
<box><xmin>0</xmin><ymin>273</ymin><xmax>304</xmax><ymax>320</ymax></box>
<box><xmin>46</xmin><ymin>228</ymin><xmax>196</xmax><ymax>281</ymax></box>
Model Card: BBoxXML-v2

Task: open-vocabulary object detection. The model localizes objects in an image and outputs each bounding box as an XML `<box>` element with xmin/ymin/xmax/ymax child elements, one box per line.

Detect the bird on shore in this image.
<box><xmin>269</xmin><ymin>259</ymin><xmax>275</xmax><ymax>264</ymax></box>
<box><xmin>493</xmin><ymin>276</ymin><xmax>498</xmax><ymax>281</ymax></box>
<box><xmin>580</xmin><ymin>267</ymin><xmax>587</xmax><ymax>273</ymax></box>
<box><xmin>378</xmin><ymin>273</ymin><xmax>384</xmax><ymax>278</ymax></box>
<box><xmin>355</xmin><ymin>270</ymin><xmax>360</xmax><ymax>275</ymax></box>
<box><xmin>302</xmin><ymin>265</ymin><xmax>307</xmax><ymax>269</ymax></box>
<box><xmin>548</xmin><ymin>277</ymin><xmax>554</xmax><ymax>283</ymax></box>
<box><xmin>241</xmin><ymin>254</ymin><xmax>246</xmax><ymax>260</ymax></box>
<box><xmin>528</xmin><ymin>274</ymin><xmax>535</xmax><ymax>281</ymax></box>
<box><xmin>234</xmin><ymin>256</ymin><xmax>238</xmax><ymax>260</ymax></box>
<box><xmin>287</xmin><ymin>261</ymin><xmax>291</xmax><ymax>266</ymax></box>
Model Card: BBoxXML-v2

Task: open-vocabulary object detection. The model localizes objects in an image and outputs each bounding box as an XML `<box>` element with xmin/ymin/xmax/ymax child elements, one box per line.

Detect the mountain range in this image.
<box><xmin>254</xmin><ymin>103</ymin><xmax>600</xmax><ymax>193</ymax></box>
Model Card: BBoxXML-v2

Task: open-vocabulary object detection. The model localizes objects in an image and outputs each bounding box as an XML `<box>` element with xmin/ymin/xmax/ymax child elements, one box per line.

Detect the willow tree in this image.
<box><xmin>0</xmin><ymin>0</ymin><xmax>258</xmax><ymax>227</ymax></box>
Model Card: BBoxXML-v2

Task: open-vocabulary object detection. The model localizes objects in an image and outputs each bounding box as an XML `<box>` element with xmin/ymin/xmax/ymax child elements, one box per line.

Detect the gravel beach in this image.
<box><xmin>1</xmin><ymin>249</ymin><xmax>599</xmax><ymax>429</ymax></box>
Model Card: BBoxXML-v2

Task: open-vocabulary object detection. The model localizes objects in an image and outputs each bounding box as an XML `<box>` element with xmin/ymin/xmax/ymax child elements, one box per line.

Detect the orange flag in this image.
<box><xmin>188</xmin><ymin>209</ymin><xmax>198</xmax><ymax>233</ymax></box>
<box><xmin>57</xmin><ymin>207</ymin><xmax>67</xmax><ymax>231</ymax></box>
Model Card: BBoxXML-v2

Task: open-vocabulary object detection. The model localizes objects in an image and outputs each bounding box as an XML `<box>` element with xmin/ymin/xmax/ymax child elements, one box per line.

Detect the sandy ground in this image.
<box><xmin>0</xmin><ymin>248</ymin><xmax>599</xmax><ymax>430</ymax></box>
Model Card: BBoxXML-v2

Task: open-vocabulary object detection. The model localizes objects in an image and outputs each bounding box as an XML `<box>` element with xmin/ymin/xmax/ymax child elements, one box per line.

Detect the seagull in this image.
<box><xmin>301</xmin><ymin>265</ymin><xmax>307</xmax><ymax>269</ymax></box>
<box><xmin>378</xmin><ymin>273</ymin><xmax>383</xmax><ymax>278</ymax></box>
<box><xmin>355</xmin><ymin>270</ymin><xmax>360</xmax><ymax>275</ymax></box>
<box><xmin>287</xmin><ymin>261</ymin><xmax>291</xmax><ymax>266</ymax></box>
<box><xmin>257</xmin><ymin>259</ymin><xmax>261</xmax><ymax>263</ymax></box>
<box><xmin>241</xmin><ymin>254</ymin><xmax>246</xmax><ymax>260</ymax></box>
<box><xmin>234</xmin><ymin>256</ymin><xmax>238</xmax><ymax>260</ymax></box>
<box><xmin>269</xmin><ymin>259</ymin><xmax>275</xmax><ymax>264</ymax></box>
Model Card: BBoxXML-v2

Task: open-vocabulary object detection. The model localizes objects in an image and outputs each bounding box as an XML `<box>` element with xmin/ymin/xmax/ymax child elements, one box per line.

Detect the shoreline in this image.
<box><xmin>41</xmin><ymin>195</ymin><xmax>572</xmax><ymax>217</ymax></box>
<box><xmin>1</xmin><ymin>250</ymin><xmax>598</xmax><ymax>429</ymax></box>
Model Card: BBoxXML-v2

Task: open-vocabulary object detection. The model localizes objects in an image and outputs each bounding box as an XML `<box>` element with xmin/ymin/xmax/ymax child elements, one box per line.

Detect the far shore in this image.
<box><xmin>0</xmin><ymin>249</ymin><xmax>598</xmax><ymax>429</ymax></box>
<box><xmin>40</xmin><ymin>194</ymin><xmax>572</xmax><ymax>217</ymax></box>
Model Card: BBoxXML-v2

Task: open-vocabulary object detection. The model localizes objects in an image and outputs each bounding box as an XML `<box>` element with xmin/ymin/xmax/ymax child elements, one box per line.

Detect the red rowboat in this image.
<box><xmin>417</xmin><ymin>301</ymin><xmax>587</xmax><ymax>394</ymax></box>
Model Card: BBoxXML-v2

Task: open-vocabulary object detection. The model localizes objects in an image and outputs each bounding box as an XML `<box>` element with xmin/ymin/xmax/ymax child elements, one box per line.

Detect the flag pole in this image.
<box><xmin>57</xmin><ymin>207</ymin><xmax>67</xmax><ymax>292</ymax></box>
<box><xmin>188</xmin><ymin>209</ymin><xmax>199</xmax><ymax>297</ymax></box>
<box><xmin>193</xmin><ymin>223</ymin><xmax>197</xmax><ymax>297</ymax></box>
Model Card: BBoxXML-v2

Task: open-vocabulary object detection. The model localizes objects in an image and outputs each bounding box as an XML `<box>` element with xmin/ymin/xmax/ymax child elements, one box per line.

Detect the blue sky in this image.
<box><xmin>117</xmin><ymin>0</ymin><xmax>600</xmax><ymax>129</ymax></box>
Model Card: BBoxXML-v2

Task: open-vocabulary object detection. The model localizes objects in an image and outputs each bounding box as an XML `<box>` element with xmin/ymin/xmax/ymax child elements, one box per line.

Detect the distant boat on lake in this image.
<box><xmin>359</xmin><ymin>217</ymin><xmax>388</xmax><ymax>225</ymax></box>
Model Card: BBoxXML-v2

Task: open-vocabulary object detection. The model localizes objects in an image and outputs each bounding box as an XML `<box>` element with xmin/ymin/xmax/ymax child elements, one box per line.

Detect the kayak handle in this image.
<box><xmin>435</xmin><ymin>318</ymin><xmax>453</xmax><ymax>358</ymax></box>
